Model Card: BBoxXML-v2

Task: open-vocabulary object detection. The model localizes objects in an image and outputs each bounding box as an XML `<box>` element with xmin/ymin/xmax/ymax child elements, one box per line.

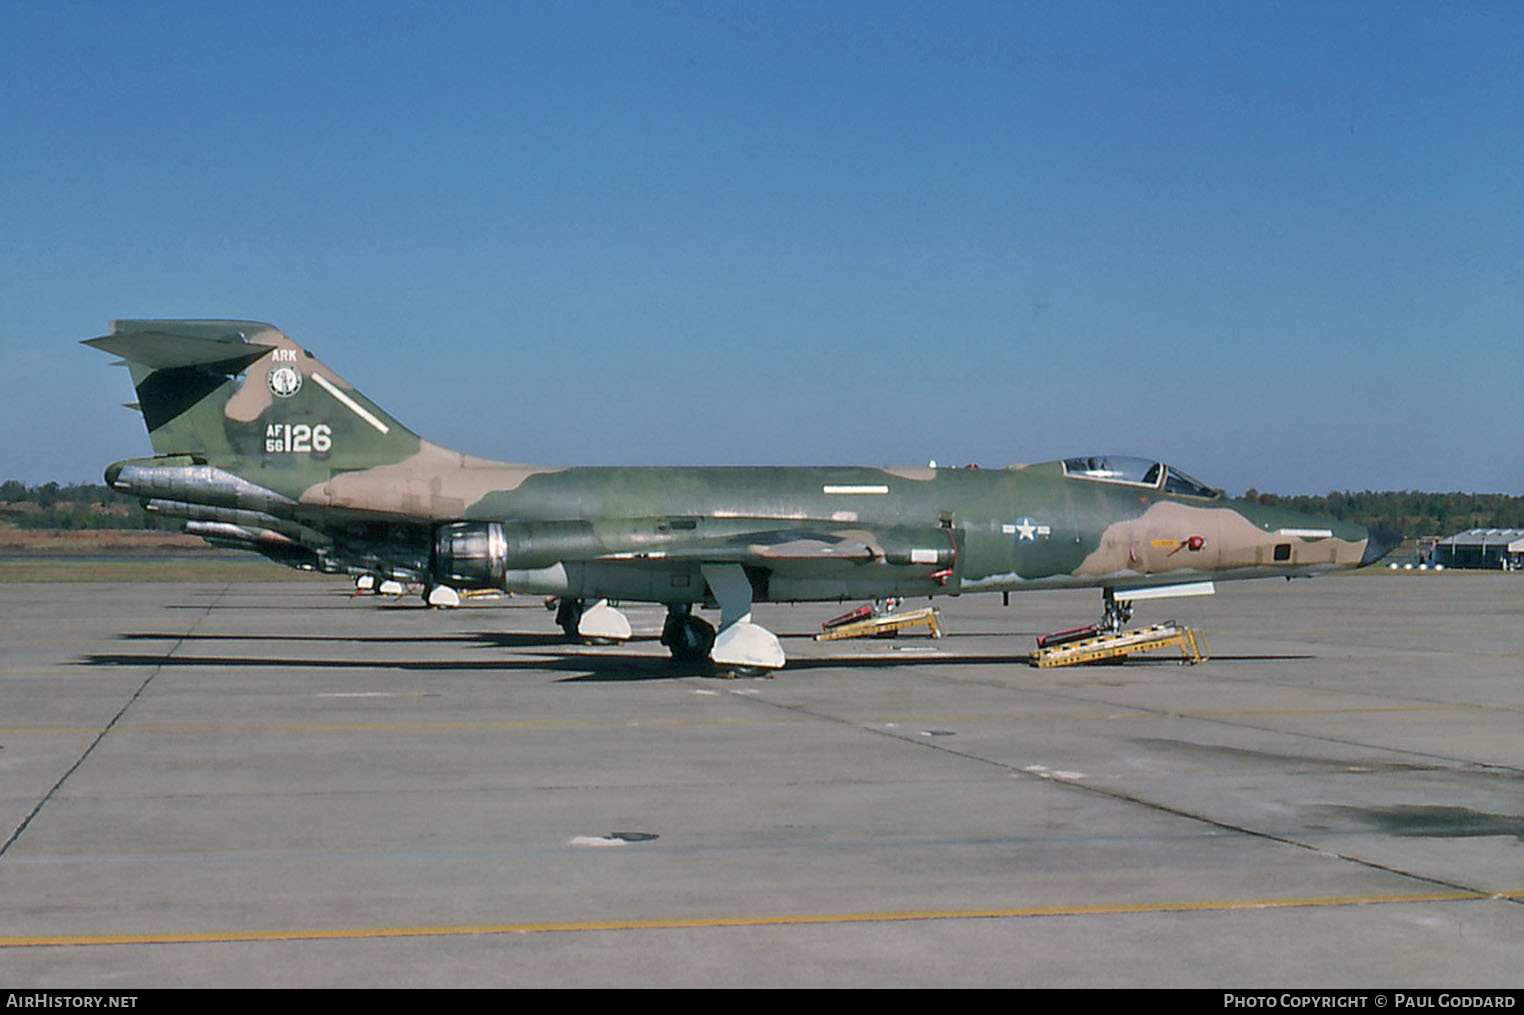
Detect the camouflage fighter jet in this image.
<box><xmin>88</xmin><ymin>320</ymin><xmax>1398</xmax><ymax>670</ymax></box>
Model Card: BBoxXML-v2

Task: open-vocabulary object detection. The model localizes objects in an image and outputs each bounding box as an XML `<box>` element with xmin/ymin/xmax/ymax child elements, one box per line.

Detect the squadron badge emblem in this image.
<box><xmin>268</xmin><ymin>364</ymin><xmax>303</xmax><ymax>398</ymax></box>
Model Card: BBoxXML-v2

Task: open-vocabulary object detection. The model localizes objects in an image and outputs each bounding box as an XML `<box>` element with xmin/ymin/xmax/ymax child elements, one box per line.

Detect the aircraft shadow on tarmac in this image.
<box><xmin>86</xmin><ymin>647</ymin><xmax>727</xmax><ymax>680</ymax></box>
<box><xmin>116</xmin><ymin>630</ymin><xmax>571</xmax><ymax>648</ymax></box>
<box><xmin>85</xmin><ymin>630</ymin><xmax>1312</xmax><ymax>682</ymax></box>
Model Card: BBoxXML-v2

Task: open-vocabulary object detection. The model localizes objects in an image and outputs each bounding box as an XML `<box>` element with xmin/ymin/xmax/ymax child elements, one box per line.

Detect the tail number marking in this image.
<box><xmin>265</xmin><ymin>423</ymin><xmax>332</xmax><ymax>454</ymax></box>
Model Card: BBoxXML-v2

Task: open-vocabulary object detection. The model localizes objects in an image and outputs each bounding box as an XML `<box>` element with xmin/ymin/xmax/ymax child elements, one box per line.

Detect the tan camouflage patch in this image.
<box><xmin>224</xmin><ymin>326</ymin><xmax>296</xmax><ymax>423</ymax></box>
<box><xmin>1079</xmin><ymin>501</ymin><xmax>1366</xmax><ymax>577</ymax></box>
<box><xmin>1078</xmin><ymin>501</ymin><xmax>1227</xmax><ymax>577</ymax></box>
<box><xmin>302</xmin><ymin>439</ymin><xmax>563</xmax><ymax>519</ymax></box>
<box><xmin>1214</xmin><ymin>511</ymin><xmax>1367</xmax><ymax>569</ymax></box>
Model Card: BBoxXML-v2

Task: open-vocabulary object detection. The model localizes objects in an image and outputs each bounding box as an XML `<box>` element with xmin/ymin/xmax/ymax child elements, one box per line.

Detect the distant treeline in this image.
<box><xmin>4</xmin><ymin>480</ymin><xmax>1522</xmax><ymax>539</ymax></box>
<box><xmin>0</xmin><ymin>480</ymin><xmax>172</xmax><ymax>530</ymax></box>
<box><xmin>1242</xmin><ymin>489</ymin><xmax>1524</xmax><ymax>538</ymax></box>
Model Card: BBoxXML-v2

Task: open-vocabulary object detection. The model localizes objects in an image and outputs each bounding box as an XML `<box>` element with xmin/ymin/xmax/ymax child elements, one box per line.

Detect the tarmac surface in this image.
<box><xmin>1</xmin><ymin>571</ymin><xmax>1520</xmax><ymax>987</ymax></box>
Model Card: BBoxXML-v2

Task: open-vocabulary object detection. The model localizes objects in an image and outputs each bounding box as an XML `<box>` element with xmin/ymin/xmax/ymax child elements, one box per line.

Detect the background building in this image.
<box><xmin>1431</xmin><ymin>529</ymin><xmax>1524</xmax><ymax>570</ymax></box>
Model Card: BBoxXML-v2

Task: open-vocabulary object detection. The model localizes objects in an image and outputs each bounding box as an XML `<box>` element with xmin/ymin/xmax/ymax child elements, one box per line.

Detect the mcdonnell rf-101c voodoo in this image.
<box><xmin>88</xmin><ymin>320</ymin><xmax>1397</xmax><ymax>670</ymax></box>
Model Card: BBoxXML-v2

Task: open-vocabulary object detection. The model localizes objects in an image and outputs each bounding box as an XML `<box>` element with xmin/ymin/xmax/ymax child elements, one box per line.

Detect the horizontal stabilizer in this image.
<box><xmin>83</xmin><ymin>319</ymin><xmax>279</xmax><ymax>374</ymax></box>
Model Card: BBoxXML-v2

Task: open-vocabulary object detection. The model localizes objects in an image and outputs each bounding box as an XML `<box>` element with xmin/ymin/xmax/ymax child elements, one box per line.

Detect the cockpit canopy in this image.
<box><xmin>1061</xmin><ymin>455</ymin><xmax>1220</xmax><ymax>499</ymax></box>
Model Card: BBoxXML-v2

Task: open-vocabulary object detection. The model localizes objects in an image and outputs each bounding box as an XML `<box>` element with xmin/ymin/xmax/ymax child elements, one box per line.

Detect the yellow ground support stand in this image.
<box><xmin>815</xmin><ymin>606</ymin><xmax>944</xmax><ymax>642</ymax></box>
<box><xmin>1029</xmin><ymin>622</ymin><xmax>1208</xmax><ymax>668</ymax></box>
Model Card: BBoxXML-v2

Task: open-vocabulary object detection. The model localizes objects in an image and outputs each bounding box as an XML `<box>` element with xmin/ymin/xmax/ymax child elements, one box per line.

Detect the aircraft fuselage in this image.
<box><xmin>91</xmin><ymin>320</ymin><xmax>1396</xmax><ymax>669</ymax></box>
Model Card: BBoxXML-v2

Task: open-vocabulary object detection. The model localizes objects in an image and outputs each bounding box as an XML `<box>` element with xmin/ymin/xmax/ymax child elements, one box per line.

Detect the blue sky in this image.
<box><xmin>2</xmin><ymin>1</ymin><xmax>1519</xmax><ymax>494</ymax></box>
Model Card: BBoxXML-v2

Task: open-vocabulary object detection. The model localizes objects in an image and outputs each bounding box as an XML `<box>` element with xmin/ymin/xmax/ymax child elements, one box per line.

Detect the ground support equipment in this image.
<box><xmin>815</xmin><ymin>606</ymin><xmax>944</xmax><ymax>642</ymax></box>
<box><xmin>1030</xmin><ymin>622</ymin><xmax>1207</xmax><ymax>668</ymax></box>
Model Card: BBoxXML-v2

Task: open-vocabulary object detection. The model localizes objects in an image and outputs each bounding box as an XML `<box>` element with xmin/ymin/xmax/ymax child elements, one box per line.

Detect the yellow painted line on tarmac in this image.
<box><xmin>1173</xmin><ymin>704</ymin><xmax>1500</xmax><ymax>716</ymax></box>
<box><xmin>866</xmin><ymin>704</ymin><xmax>1506</xmax><ymax>724</ymax></box>
<box><xmin>0</xmin><ymin>889</ymin><xmax>1508</xmax><ymax>948</ymax></box>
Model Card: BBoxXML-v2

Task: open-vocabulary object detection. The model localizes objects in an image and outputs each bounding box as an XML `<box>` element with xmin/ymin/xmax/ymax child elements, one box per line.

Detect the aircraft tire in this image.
<box><xmin>555</xmin><ymin>597</ymin><xmax>585</xmax><ymax>641</ymax></box>
<box><xmin>662</xmin><ymin>613</ymin><xmax>716</xmax><ymax>662</ymax></box>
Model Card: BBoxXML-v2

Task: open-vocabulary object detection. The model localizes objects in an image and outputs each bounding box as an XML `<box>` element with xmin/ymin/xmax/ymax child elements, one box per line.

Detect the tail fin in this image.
<box><xmin>86</xmin><ymin>320</ymin><xmax>423</xmax><ymax>489</ymax></box>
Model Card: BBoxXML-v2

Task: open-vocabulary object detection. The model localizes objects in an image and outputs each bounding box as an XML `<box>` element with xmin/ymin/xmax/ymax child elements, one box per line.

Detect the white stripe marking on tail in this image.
<box><xmin>311</xmin><ymin>371</ymin><xmax>390</xmax><ymax>434</ymax></box>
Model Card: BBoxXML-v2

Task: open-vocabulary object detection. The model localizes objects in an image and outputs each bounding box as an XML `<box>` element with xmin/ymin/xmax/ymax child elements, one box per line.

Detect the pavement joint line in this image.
<box><xmin>0</xmin><ymin>584</ymin><xmax>230</xmax><ymax>860</ymax></box>
<box><xmin>901</xmin><ymin>642</ymin><xmax>1522</xmax><ymax>721</ymax></box>
<box><xmin>899</xmin><ymin>660</ymin><xmax>1524</xmax><ymax>775</ymax></box>
<box><xmin>0</xmin><ymin>889</ymin><xmax>1503</xmax><ymax>948</ymax></box>
<box><xmin>711</xmin><ymin>679</ymin><xmax>1524</xmax><ymax>909</ymax></box>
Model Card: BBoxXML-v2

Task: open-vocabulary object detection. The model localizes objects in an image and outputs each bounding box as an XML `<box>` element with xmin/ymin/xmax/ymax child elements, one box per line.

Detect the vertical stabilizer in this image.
<box><xmin>85</xmin><ymin>320</ymin><xmax>423</xmax><ymax>498</ymax></box>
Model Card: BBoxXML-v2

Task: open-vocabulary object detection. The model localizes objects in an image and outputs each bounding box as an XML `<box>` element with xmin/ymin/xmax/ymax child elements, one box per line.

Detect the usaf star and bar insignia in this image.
<box><xmin>1004</xmin><ymin>517</ymin><xmax>1051</xmax><ymax>541</ymax></box>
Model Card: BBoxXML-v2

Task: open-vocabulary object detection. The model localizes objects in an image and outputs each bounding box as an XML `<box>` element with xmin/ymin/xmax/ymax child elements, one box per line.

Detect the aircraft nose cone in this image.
<box><xmin>1361</xmin><ymin>526</ymin><xmax>1401</xmax><ymax>567</ymax></box>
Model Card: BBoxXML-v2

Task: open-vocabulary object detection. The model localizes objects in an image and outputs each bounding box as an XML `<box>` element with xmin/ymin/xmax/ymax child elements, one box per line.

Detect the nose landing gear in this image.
<box><xmin>1101</xmin><ymin>587</ymin><xmax>1134</xmax><ymax>633</ymax></box>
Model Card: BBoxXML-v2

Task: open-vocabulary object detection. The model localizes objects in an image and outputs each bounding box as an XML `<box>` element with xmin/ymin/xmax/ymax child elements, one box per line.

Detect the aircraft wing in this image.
<box><xmin>588</xmin><ymin>521</ymin><xmax>955</xmax><ymax>572</ymax></box>
<box><xmin>597</xmin><ymin>528</ymin><xmax>878</xmax><ymax>564</ymax></box>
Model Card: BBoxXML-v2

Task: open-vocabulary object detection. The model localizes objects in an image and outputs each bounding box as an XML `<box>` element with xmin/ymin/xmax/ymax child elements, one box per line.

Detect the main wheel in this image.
<box><xmin>662</xmin><ymin>613</ymin><xmax>716</xmax><ymax>662</ymax></box>
<box><xmin>555</xmin><ymin>597</ymin><xmax>585</xmax><ymax>641</ymax></box>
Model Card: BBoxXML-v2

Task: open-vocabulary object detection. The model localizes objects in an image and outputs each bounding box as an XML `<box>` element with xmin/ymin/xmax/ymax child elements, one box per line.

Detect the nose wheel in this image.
<box><xmin>1101</xmin><ymin>587</ymin><xmax>1133</xmax><ymax>633</ymax></box>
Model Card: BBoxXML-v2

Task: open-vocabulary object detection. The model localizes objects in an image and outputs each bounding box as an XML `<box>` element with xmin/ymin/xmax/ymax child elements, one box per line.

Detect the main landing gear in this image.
<box><xmin>663</xmin><ymin>563</ymin><xmax>787</xmax><ymax>671</ymax></box>
<box><xmin>660</xmin><ymin>604</ymin><xmax>716</xmax><ymax>662</ymax></box>
<box><xmin>549</xmin><ymin>564</ymin><xmax>786</xmax><ymax>671</ymax></box>
<box><xmin>553</xmin><ymin>597</ymin><xmax>582</xmax><ymax>640</ymax></box>
<box><xmin>699</xmin><ymin>563</ymin><xmax>785</xmax><ymax>672</ymax></box>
